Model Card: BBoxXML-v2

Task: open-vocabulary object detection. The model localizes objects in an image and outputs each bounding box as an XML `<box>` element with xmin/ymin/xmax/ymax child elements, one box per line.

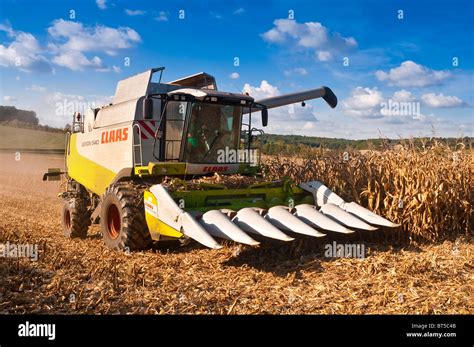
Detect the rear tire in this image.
<box><xmin>100</xmin><ymin>183</ymin><xmax>152</xmax><ymax>251</ymax></box>
<box><xmin>62</xmin><ymin>193</ymin><xmax>90</xmax><ymax>239</ymax></box>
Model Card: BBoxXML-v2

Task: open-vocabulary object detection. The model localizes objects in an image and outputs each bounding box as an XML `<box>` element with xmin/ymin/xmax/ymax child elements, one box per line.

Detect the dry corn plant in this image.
<box><xmin>262</xmin><ymin>141</ymin><xmax>472</xmax><ymax>243</ymax></box>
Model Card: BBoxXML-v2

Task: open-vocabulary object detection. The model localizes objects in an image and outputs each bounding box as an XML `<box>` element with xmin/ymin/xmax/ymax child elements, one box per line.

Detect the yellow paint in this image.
<box><xmin>145</xmin><ymin>213</ymin><xmax>183</xmax><ymax>240</ymax></box>
<box><xmin>144</xmin><ymin>191</ymin><xmax>183</xmax><ymax>239</ymax></box>
<box><xmin>134</xmin><ymin>162</ymin><xmax>187</xmax><ymax>177</ymax></box>
<box><xmin>67</xmin><ymin>135</ymin><xmax>117</xmax><ymax>195</ymax></box>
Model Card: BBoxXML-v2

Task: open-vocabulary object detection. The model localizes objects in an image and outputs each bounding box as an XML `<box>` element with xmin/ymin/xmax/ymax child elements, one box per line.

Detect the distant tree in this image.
<box><xmin>0</xmin><ymin>106</ymin><xmax>39</xmax><ymax>125</ymax></box>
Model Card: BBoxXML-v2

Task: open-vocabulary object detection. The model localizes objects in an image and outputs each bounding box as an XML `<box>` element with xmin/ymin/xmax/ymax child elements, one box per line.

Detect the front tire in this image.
<box><xmin>100</xmin><ymin>183</ymin><xmax>152</xmax><ymax>251</ymax></box>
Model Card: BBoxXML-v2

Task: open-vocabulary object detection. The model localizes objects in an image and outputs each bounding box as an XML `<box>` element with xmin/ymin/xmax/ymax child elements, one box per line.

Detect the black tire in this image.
<box><xmin>100</xmin><ymin>183</ymin><xmax>152</xmax><ymax>251</ymax></box>
<box><xmin>62</xmin><ymin>194</ymin><xmax>90</xmax><ymax>239</ymax></box>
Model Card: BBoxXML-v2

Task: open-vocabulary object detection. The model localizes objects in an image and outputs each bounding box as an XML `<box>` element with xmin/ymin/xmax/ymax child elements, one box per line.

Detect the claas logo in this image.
<box><xmin>203</xmin><ymin>166</ymin><xmax>229</xmax><ymax>172</ymax></box>
<box><xmin>101</xmin><ymin>127</ymin><xmax>129</xmax><ymax>144</ymax></box>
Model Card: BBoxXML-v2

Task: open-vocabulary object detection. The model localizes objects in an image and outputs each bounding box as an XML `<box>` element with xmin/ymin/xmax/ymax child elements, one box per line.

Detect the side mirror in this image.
<box><xmin>261</xmin><ymin>108</ymin><xmax>268</xmax><ymax>127</ymax></box>
<box><xmin>143</xmin><ymin>97</ymin><xmax>154</xmax><ymax>119</ymax></box>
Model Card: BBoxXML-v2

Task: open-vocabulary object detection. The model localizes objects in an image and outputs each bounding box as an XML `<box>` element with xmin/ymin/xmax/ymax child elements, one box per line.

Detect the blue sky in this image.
<box><xmin>0</xmin><ymin>0</ymin><xmax>472</xmax><ymax>139</ymax></box>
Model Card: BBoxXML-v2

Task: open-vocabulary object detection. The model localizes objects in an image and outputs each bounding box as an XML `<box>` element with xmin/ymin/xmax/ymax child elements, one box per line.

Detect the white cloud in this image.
<box><xmin>262</xmin><ymin>19</ymin><xmax>357</xmax><ymax>61</ymax></box>
<box><xmin>48</xmin><ymin>19</ymin><xmax>141</xmax><ymax>56</ymax></box>
<box><xmin>343</xmin><ymin>87</ymin><xmax>431</xmax><ymax>121</ymax></box>
<box><xmin>154</xmin><ymin>11</ymin><xmax>169</xmax><ymax>22</ymax></box>
<box><xmin>0</xmin><ymin>24</ymin><xmax>52</xmax><ymax>73</ymax></box>
<box><xmin>344</xmin><ymin>37</ymin><xmax>357</xmax><ymax>47</ymax></box>
<box><xmin>47</xmin><ymin>19</ymin><xmax>140</xmax><ymax>71</ymax></box>
<box><xmin>284</xmin><ymin>67</ymin><xmax>307</xmax><ymax>76</ymax></box>
<box><xmin>392</xmin><ymin>89</ymin><xmax>415</xmax><ymax>102</ymax></box>
<box><xmin>52</xmin><ymin>52</ymin><xmax>103</xmax><ymax>71</ymax></box>
<box><xmin>412</xmin><ymin>113</ymin><xmax>427</xmax><ymax>121</ymax></box>
<box><xmin>0</xmin><ymin>20</ymin><xmax>139</xmax><ymax>74</ymax></box>
<box><xmin>316</xmin><ymin>51</ymin><xmax>332</xmax><ymax>62</ymax></box>
<box><xmin>233</xmin><ymin>8</ymin><xmax>245</xmax><ymax>15</ymax></box>
<box><xmin>48</xmin><ymin>92</ymin><xmax>84</xmax><ymax>103</ymax></box>
<box><xmin>262</xmin><ymin>28</ymin><xmax>285</xmax><ymax>43</ymax></box>
<box><xmin>261</xmin><ymin>102</ymin><xmax>319</xmax><ymax>133</ymax></box>
<box><xmin>0</xmin><ymin>23</ymin><xmax>14</xmax><ymax>36</ymax></box>
<box><xmin>125</xmin><ymin>9</ymin><xmax>146</xmax><ymax>16</ymax></box>
<box><xmin>229</xmin><ymin>72</ymin><xmax>240</xmax><ymax>79</ymax></box>
<box><xmin>46</xmin><ymin>92</ymin><xmax>113</xmax><ymax>109</ymax></box>
<box><xmin>3</xmin><ymin>95</ymin><xmax>17</xmax><ymax>102</ymax></box>
<box><xmin>37</xmin><ymin>91</ymin><xmax>114</xmax><ymax>126</ymax></box>
<box><xmin>95</xmin><ymin>65</ymin><xmax>121</xmax><ymax>74</ymax></box>
<box><xmin>375</xmin><ymin>61</ymin><xmax>451</xmax><ymax>87</ymax></box>
<box><xmin>421</xmin><ymin>93</ymin><xmax>465</xmax><ymax>108</ymax></box>
<box><xmin>96</xmin><ymin>0</ymin><xmax>107</xmax><ymax>10</ymax></box>
<box><xmin>299</xmin><ymin>22</ymin><xmax>328</xmax><ymax>47</ymax></box>
<box><xmin>343</xmin><ymin>87</ymin><xmax>384</xmax><ymax>117</ymax></box>
<box><xmin>242</xmin><ymin>80</ymin><xmax>280</xmax><ymax>100</ymax></box>
<box><xmin>26</xmin><ymin>84</ymin><xmax>47</xmax><ymax>92</ymax></box>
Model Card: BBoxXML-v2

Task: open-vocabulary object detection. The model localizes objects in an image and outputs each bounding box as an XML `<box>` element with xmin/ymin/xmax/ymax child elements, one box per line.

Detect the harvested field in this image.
<box><xmin>0</xmin><ymin>125</ymin><xmax>65</xmax><ymax>151</ymax></box>
<box><xmin>0</xmin><ymin>152</ymin><xmax>472</xmax><ymax>314</ymax></box>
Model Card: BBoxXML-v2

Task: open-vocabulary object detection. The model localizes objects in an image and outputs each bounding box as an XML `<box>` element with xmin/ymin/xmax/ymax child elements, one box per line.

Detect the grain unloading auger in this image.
<box><xmin>44</xmin><ymin>67</ymin><xmax>399</xmax><ymax>251</ymax></box>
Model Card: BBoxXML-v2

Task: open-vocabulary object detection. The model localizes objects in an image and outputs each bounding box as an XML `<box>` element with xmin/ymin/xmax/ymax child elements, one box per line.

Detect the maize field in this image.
<box><xmin>263</xmin><ymin>141</ymin><xmax>472</xmax><ymax>243</ymax></box>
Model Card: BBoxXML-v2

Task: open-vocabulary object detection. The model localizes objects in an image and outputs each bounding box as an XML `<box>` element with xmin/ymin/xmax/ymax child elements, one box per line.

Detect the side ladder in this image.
<box><xmin>132</xmin><ymin>123</ymin><xmax>143</xmax><ymax>167</ymax></box>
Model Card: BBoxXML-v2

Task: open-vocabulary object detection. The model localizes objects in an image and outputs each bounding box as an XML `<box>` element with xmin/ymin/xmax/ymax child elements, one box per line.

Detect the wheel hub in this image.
<box><xmin>106</xmin><ymin>204</ymin><xmax>121</xmax><ymax>239</ymax></box>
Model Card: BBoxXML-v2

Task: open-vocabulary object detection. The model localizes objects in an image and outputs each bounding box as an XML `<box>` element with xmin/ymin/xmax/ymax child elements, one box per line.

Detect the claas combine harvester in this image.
<box><xmin>44</xmin><ymin>67</ymin><xmax>399</xmax><ymax>250</ymax></box>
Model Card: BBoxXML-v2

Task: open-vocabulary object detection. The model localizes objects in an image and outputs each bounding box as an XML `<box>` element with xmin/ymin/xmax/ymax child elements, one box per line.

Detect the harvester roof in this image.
<box><xmin>167</xmin><ymin>88</ymin><xmax>254</xmax><ymax>104</ymax></box>
<box><xmin>168</xmin><ymin>72</ymin><xmax>217</xmax><ymax>90</ymax></box>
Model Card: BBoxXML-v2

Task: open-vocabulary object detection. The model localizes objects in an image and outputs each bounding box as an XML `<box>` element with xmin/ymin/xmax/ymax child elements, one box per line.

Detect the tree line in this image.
<box><xmin>260</xmin><ymin>133</ymin><xmax>472</xmax><ymax>154</ymax></box>
<box><xmin>0</xmin><ymin>106</ymin><xmax>65</xmax><ymax>133</ymax></box>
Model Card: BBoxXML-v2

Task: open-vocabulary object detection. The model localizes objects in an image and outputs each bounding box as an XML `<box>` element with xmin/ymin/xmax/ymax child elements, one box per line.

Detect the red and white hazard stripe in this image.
<box><xmin>136</xmin><ymin>120</ymin><xmax>158</xmax><ymax>140</ymax></box>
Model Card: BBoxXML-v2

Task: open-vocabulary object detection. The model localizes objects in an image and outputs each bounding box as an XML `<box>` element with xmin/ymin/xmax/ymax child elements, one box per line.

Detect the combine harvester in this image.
<box><xmin>44</xmin><ymin>67</ymin><xmax>399</xmax><ymax>250</ymax></box>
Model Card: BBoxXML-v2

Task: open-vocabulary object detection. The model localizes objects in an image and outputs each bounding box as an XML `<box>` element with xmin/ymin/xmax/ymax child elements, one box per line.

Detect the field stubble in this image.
<box><xmin>0</xmin><ymin>150</ymin><xmax>472</xmax><ymax>314</ymax></box>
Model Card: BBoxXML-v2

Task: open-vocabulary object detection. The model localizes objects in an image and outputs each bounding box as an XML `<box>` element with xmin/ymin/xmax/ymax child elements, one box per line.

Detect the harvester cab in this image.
<box><xmin>45</xmin><ymin>66</ymin><xmax>399</xmax><ymax>251</ymax></box>
<box><xmin>151</xmin><ymin>86</ymin><xmax>267</xmax><ymax>167</ymax></box>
